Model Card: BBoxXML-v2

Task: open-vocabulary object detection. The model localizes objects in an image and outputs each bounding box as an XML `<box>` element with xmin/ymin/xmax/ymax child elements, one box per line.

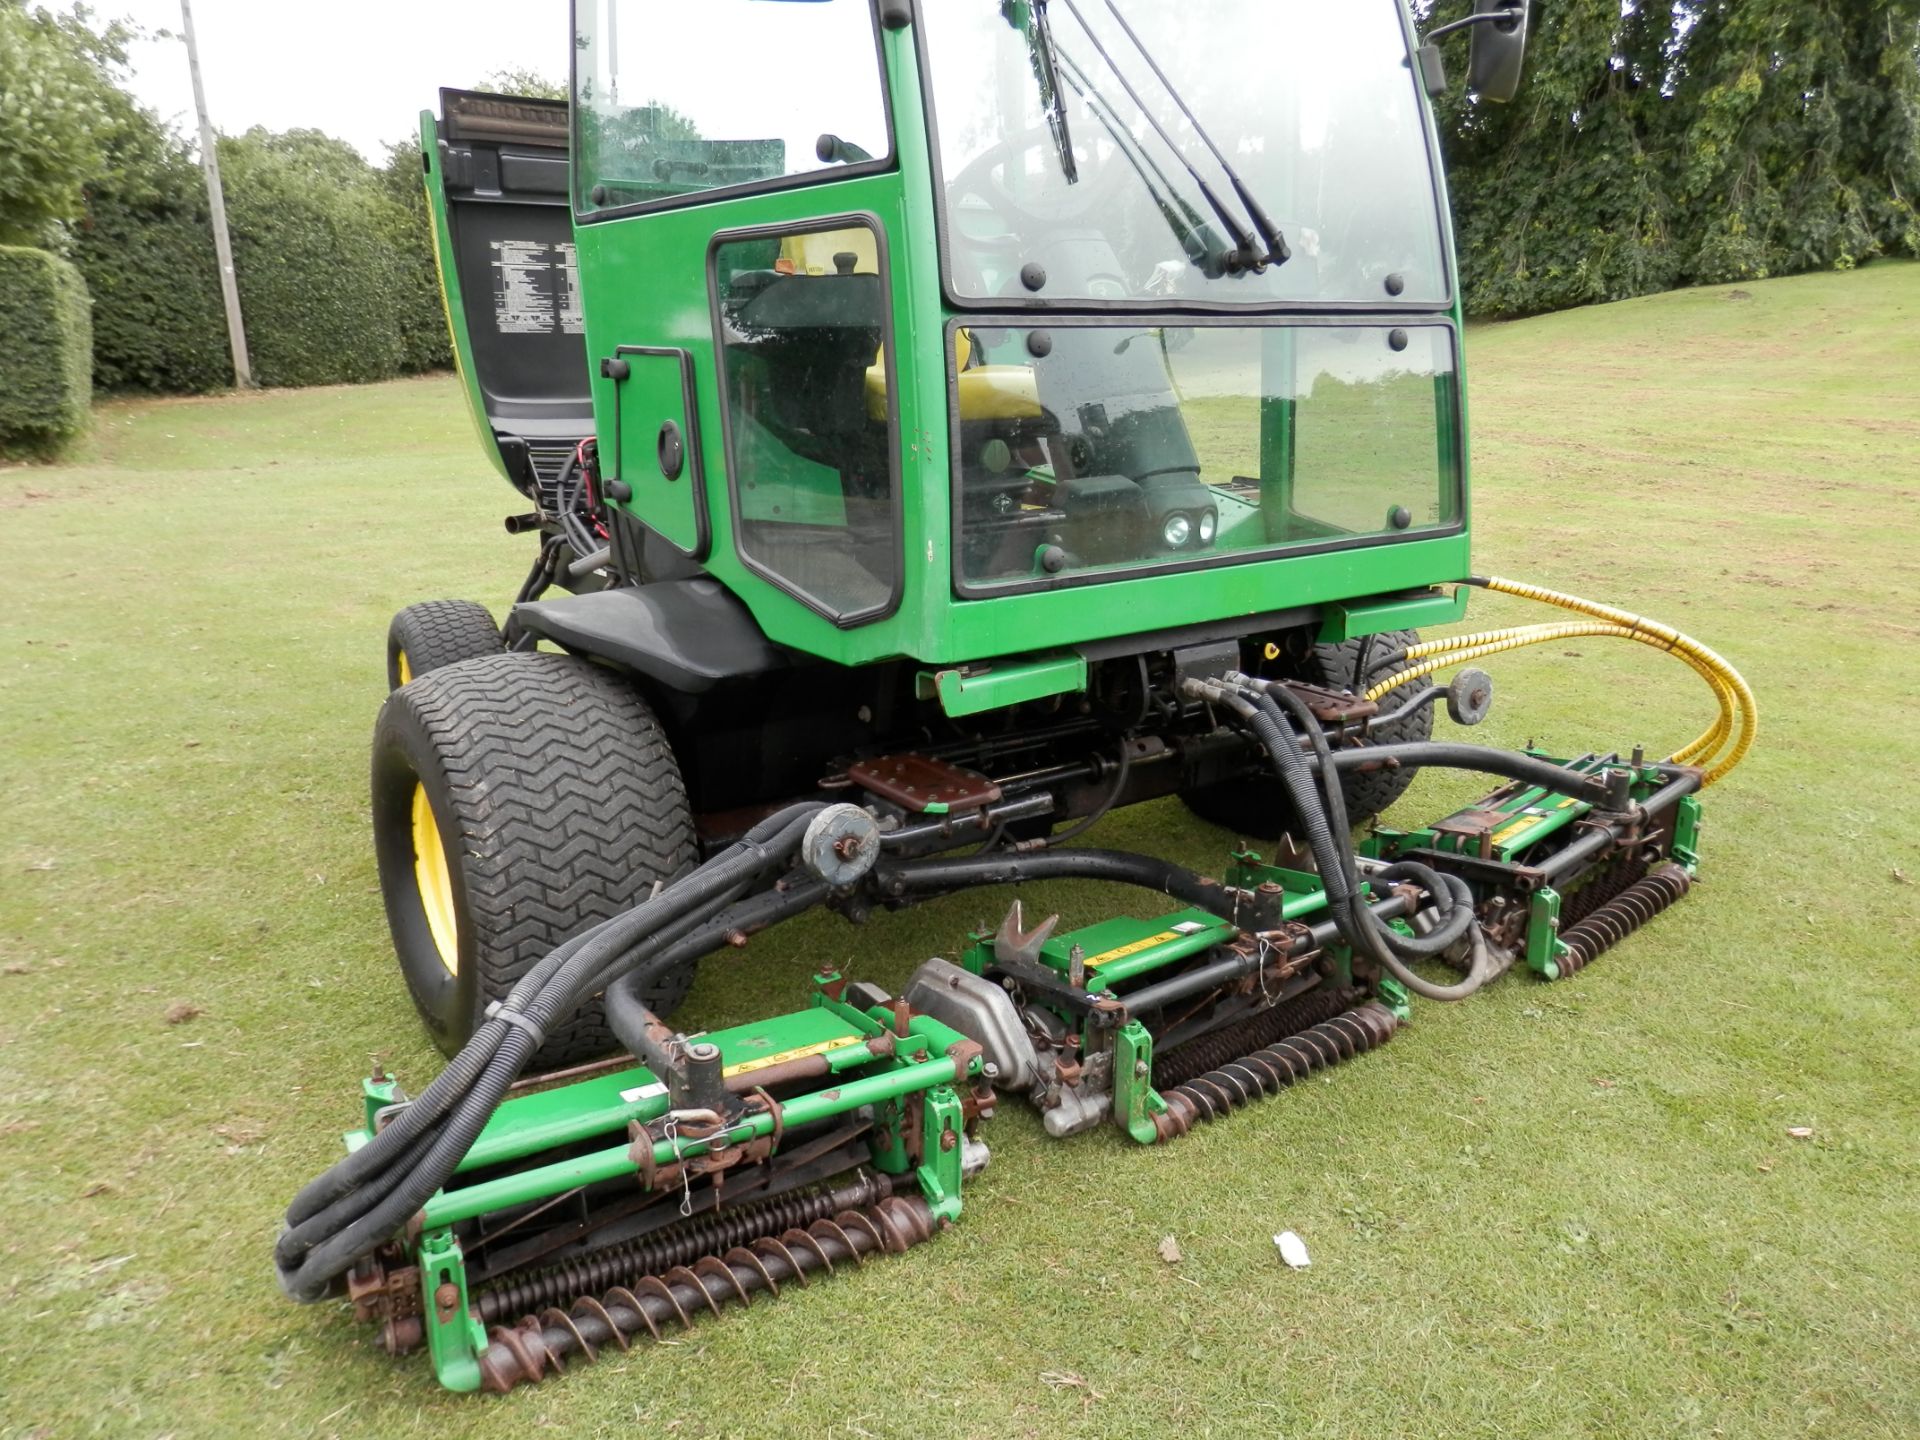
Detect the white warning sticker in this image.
<box><xmin>491</xmin><ymin>239</ymin><xmax>558</xmax><ymax>335</ymax></box>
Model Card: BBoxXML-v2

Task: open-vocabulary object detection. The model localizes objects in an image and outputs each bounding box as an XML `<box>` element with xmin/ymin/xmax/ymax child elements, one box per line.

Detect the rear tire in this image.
<box><xmin>386</xmin><ymin>600</ymin><xmax>503</xmax><ymax>690</ymax></box>
<box><xmin>371</xmin><ymin>652</ymin><xmax>698</xmax><ymax>1068</ymax></box>
<box><xmin>1182</xmin><ymin>628</ymin><xmax>1434</xmax><ymax>841</ymax></box>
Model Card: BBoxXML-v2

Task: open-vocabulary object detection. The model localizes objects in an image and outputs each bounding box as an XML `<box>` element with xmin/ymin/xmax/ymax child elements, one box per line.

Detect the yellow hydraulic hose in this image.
<box><xmin>1362</xmin><ymin>577</ymin><xmax>1756</xmax><ymax>785</ymax></box>
<box><xmin>1372</xmin><ymin>622</ymin><xmax>1739</xmax><ymax>772</ymax></box>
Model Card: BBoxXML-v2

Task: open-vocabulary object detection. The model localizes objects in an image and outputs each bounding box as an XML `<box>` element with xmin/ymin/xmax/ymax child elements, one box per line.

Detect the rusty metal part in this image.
<box><xmin>507</xmin><ymin>1053</ymin><xmax>642</xmax><ymax>1096</ymax></box>
<box><xmin>846</xmin><ymin>754</ymin><xmax>1003</xmax><ymax>814</ymax></box>
<box><xmin>469</xmin><ymin>1170</ymin><xmax>902</xmax><ymax>1325</ymax></box>
<box><xmin>347</xmin><ymin>1252</ymin><xmax>418</xmax><ymax>1325</ymax></box>
<box><xmin>1428</xmin><ymin>806</ymin><xmax>1513</xmax><ymax>861</ymax></box>
<box><xmin>1557</xmin><ymin>857</ymin><xmax>1649</xmax><ymax>930</ymax></box>
<box><xmin>477</xmin><ymin>1195</ymin><xmax>938</xmax><ymax>1392</ymax></box>
<box><xmin>992</xmin><ymin>899</ymin><xmax>1059</xmax><ymax>968</ymax></box>
<box><xmin>1153</xmin><ymin>1003</ymin><xmax>1400</xmax><ymax>1141</ymax></box>
<box><xmin>1553</xmin><ymin>863</ymin><xmax>1691</xmax><ymax>978</ymax></box>
<box><xmin>1275</xmin><ymin>679</ymin><xmax>1379</xmax><ymax>726</ymax></box>
<box><xmin>1153</xmin><ymin>985</ymin><xmax>1363</xmax><ymax>1090</ymax></box>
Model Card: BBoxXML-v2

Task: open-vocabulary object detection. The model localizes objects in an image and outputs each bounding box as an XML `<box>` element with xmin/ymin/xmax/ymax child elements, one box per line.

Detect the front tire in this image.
<box><xmin>1182</xmin><ymin>628</ymin><xmax>1434</xmax><ymax>840</ymax></box>
<box><xmin>371</xmin><ymin>652</ymin><xmax>698</xmax><ymax>1067</ymax></box>
<box><xmin>386</xmin><ymin>600</ymin><xmax>503</xmax><ymax>690</ymax></box>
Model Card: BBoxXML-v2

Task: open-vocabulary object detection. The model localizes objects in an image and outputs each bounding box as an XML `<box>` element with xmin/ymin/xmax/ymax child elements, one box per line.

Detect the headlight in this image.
<box><xmin>1162</xmin><ymin>512</ymin><xmax>1193</xmax><ymax>548</ymax></box>
<box><xmin>1197</xmin><ymin>508</ymin><xmax>1217</xmax><ymax>544</ymax></box>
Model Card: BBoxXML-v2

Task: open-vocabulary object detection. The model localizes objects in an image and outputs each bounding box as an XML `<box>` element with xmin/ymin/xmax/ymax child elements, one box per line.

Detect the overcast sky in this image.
<box><xmin>83</xmin><ymin>0</ymin><xmax>571</xmax><ymax>161</ymax></box>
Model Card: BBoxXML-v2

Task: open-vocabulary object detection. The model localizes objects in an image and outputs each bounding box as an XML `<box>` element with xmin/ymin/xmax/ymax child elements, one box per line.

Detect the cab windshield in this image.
<box><xmin>920</xmin><ymin>0</ymin><xmax>1447</xmax><ymax>306</ymax></box>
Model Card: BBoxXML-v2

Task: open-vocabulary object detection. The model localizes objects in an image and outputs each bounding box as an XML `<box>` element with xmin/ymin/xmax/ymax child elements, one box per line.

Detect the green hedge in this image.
<box><xmin>73</xmin><ymin>164</ymin><xmax>232</xmax><ymax>394</ymax></box>
<box><xmin>0</xmin><ymin>246</ymin><xmax>93</xmax><ymax>457</ymax></box>
<box><xmin>219</xmin><ymin>134</ymin><xmax>407</xmax><ymax>387</ymax></box>
<box><xmin>73</xmin><ymin>130</ymin><xmax>454</xmax><ymax>394</ymax></box>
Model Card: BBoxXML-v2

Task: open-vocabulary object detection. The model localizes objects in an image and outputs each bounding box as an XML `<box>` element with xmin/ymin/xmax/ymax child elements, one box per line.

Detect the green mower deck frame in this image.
<box><xmin>342</xmin><ymin>971</ymin><xmax>991</xmax><ymax>1393</ymax></box>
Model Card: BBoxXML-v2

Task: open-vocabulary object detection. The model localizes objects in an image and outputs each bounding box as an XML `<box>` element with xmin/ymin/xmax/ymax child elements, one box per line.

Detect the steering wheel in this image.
<box><xmin>948</xmin><ymin>124</ymin><xmax>1138</xmax><ymax>294</ymax></box>
<box><xmin>948</xmin><ymin>123</ymin><xmax>1135</xmax><ymax>233</ymax></box>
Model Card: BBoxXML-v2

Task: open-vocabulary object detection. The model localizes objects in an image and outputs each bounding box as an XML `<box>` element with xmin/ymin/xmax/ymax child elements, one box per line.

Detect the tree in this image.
<box><xmin>71</xmin><ymin>87</ymin><xmax>231</xmax><ymax>391</ymax></box>
<box><xmin>0</xmin><ymin>2</ymin><xmax>133</xmax><ymax>245</ymax></box>
<box><xmin>478</xmin><ymin>67</ymin><xmax>567</xmax><ymax>101</ymax></box>
<box><xmin>1430</xmin><ymin>0</ymin><xmax>1920</xmax><ymax>314</ymax></box>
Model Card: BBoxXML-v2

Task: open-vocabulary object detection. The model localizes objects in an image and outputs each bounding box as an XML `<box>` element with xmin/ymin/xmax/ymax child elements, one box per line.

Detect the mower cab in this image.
<box><xmin>425</xmin><ymin>0</ymin><xmax>1481</xmax><ymax>674</ymax></box>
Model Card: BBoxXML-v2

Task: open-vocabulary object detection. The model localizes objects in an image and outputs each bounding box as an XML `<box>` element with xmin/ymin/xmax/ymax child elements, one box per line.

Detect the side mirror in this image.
<box><xmin>1467</xmin><ymin>1</ymin><xmax>1529</xmax><ymax>103</ymax></box>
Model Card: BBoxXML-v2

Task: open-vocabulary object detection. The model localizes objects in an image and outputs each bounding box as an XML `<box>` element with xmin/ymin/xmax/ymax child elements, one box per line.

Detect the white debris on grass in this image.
<box><xmin>1274</xmin><ymin>1230</ymin><xmax>1310</xmax><ymax>1269</ymax></box>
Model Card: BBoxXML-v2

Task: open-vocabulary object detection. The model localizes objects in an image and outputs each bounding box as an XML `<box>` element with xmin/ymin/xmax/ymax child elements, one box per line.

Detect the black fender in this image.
<box><xmin>511</xmin><ymin>580</ymin><xmax>791</xmax><ymax>694</ymax></box>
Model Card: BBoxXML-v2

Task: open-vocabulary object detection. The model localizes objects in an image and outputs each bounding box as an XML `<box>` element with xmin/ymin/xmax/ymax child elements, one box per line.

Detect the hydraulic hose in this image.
<box><xmin>1251</xmin><ymin>683</ymin><xmax>1495</xmax><ymax>1000</ymax></box>
<box><xmin>1198</xmin><ymin>678</ymin><xmax>1493</xmax><ymax>1002</ymax></box>
<box><xmin>275</xmin><ymin>803</ymin><xmax>827</xmax><ymax>1302</ymax></box>
<box><xmin>1363</xmin><ymin>578</ymin><xmax>1756</xmax><ymax>785</ymax></box>
<box><xmin>1317</xmin><ymin>741</ymin><xmax>1618</xmax><ymax>806</ymax></box>
<box><xmin>602</xmin><ymin>879</ymin><xmax>830</xmax><ymax>1054</ymax></box>
<box><xmin>878</xmin><ymin>847</ymin><xmax>1238</xmax><ymax>919</ymax></box>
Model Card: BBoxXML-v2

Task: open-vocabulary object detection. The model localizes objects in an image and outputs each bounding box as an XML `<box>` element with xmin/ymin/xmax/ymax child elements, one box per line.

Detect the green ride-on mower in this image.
<box><xmin>276</xmin><ymin>0</ymin><xmax>1757</xmax><ymax>1397</ymax></box>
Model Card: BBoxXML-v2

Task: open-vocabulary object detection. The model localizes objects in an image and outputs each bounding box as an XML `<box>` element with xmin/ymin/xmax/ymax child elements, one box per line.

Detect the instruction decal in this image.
<box><xmin>489</xmin><ymin>239</ymin><xmax>585</xmax><ymax>337</ymax></box>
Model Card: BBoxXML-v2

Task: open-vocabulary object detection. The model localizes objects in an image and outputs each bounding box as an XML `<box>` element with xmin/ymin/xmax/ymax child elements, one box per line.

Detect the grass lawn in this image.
<box><xmin>2</xmin><ymin>263</ymin><xmax>1917</xmax><ymax>1439</ymax></box>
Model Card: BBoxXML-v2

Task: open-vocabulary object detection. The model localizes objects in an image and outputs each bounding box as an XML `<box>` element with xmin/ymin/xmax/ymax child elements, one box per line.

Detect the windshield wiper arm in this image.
<box><xmin>1055</xmin><ymin>46</ymin><xmax>1233</xmax><ymax>278</ymax></box>
<box><xmin>1098</xmin><ymin>0</ymin><xmax>1290</xmax><ymax>268</ymax></box>
<box><xmin>1004</xmin><ymin>1</ymin><xmax>1079</xmax><ymax>185</ymax></box>
<box><xmin>1056</xmin><ymin>0</ymin><xmax>1258</xmax><ymax>272</ymax></box>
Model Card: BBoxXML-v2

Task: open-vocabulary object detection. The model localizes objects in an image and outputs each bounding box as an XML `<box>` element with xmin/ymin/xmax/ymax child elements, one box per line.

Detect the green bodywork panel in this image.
<box><xmin>1040</xmin><ymin>909</ymin><xmax>1236</xmax><ymax>987</ymax></box>
<box><xmin>1527</xmin><ymin>885</ymin><xmax>1568</xmax><ymax>979</ymax></box>
<box><xmin>1367</xmin><ymin>753</ymin><xmax>1676</xmax><ymax>869</ymax></box>
<box><xmin>1362</xmin><ymin>755</ymin><xmax>1707</xmax><ymax>980</ymax></box>
<box><xmin>421</xmin><ymin>109</ymin><xmax>512</xmax><ymax>486</ymax></box>
<box><xmin>1113</xmin><ymin>1020</ymin><xmax>1166</xmax><ymax>1145</ymax></box>
<box><xmin>920</xmin><ymin>651</ymin><xmax>1088</xmax><ymax>718</ymax></box>
<box><xmin>351</xmin><ymin>994</ymin><xmax>977</xmax><ymax>1230</ymax></box>
<box><xmin>1317</xmin><ymin>586</ymin><xmax>1469</xmax><ymax>643</ymax></box>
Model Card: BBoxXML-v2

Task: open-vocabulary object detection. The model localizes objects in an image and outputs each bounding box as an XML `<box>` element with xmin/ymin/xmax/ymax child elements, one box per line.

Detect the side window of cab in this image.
<box><xmin>712</xmin><ymin>221</ymin><xmax>900</xmax><ymax>624</ymax></box>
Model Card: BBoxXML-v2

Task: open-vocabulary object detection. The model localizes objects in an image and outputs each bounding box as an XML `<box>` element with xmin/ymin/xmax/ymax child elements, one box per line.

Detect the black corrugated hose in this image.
<box><xmin>274</xmin><ymin>802</ymin><xmax>829</xmax><ymax>1303</ymax></box>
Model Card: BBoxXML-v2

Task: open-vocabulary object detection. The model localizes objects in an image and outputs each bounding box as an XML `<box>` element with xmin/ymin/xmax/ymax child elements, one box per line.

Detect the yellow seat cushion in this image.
<box><xmin>864</xmin><ymin>330</ymin><xmax>1043</xmax><ymax>423</ymax></box>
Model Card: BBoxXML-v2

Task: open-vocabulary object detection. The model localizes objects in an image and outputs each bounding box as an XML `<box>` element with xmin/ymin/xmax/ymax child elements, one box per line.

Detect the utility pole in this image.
<box><xmin>179</xmin><ymin>0</ymin><xmax>253</xmax><ymax>388</ymax></box>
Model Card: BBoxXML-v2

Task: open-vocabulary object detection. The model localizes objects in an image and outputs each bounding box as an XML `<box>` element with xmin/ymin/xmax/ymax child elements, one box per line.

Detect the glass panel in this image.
<box><xmin>715</xmin><ymin>225</ymin><xmax>898</xmax><ymax>620</ymax></box>
<box><xmin>920</xmin><ymin>1</ymin><xmax>1445</xmax><ymax>305</ymax></box>
<box><xmin>954</xmin><ymin>322</ymin><xmax>1459</xmax><ymax>589</ymax></box>
<box><xmin>575</xmin><ymin>0</ymin><xmax>890</xmax><ymax>214</ymax></box>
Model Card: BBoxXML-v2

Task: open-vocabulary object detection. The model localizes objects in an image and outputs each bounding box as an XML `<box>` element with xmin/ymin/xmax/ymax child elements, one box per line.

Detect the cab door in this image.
<box><xmin>568</xmin><ymin>0</ymin><xmax>906</xmax><ymax>631</ymax></box>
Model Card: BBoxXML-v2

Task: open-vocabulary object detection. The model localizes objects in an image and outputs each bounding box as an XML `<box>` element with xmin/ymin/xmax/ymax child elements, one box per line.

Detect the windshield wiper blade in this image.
<box><xmin>1099</xmin><ymin>0</ymin><xmax>1290</xmax><ymax>267</ymax></box>
<box><xmin>1055</xmin><ymin>46</ymin><xmax>1233</xmax><ymax>278</ymax></box>
<box><xmin>1004</xmin><ymin>0</ymin><xmax>1079</xmax><ymax>185</ymax></box>
<box><xmin>1098</xmin><ymin>0</ymin><xmax>1290</xmax><ymax>268</ymax></box>
<box><xmin>1056</xmin><ymin>0</ymin><xmax>1258</xmax><ymax>272</ymax></box>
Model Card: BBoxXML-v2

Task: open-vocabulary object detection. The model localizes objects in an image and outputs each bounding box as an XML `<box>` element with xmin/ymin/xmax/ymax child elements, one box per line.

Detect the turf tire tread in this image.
<box><xmin>387</xmin><ymin>600</ymin><xmax>504</xmax><ymax>689</ymax></box>
<box><xmin>396</xmin><ymin>651</ymin><xmax>696</xmax><ymax>1066</ymax></box>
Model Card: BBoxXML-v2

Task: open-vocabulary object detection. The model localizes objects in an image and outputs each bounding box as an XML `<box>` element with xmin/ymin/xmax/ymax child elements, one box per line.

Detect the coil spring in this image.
<box><xmin>1154</xmin><ymin>1002</ymin><xmax>1399</xmax><ymax>1141</ymax></box>
<box><xmin>1154</xmin><ymin>985</ymin><xmax>1362</xmax><ymax>1091</ymax></box>
<box><xmin>472</xmin><ymin>1171</ymin><xmax>896</xmax><ymax>1323</ymax></box>
<box><xmin>1554</xmin><ymin>863</ymin><xmax>1691</xmax><ymax>978</ymax></box>
<box><xmin>477</xmin><ymin>1195</ymin><xmax>937</xmax><ymax>1392</ymax></box>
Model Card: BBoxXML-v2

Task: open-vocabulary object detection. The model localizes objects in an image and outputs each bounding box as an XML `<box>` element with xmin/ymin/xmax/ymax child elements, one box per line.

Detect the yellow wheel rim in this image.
<box><xmin>397</xmin><ymin>648</ymin><xmax>413</xmax><ymax>685</ymax></box>
<box><xmin>411</xmin><ymin>782</ymin><xmax>459</xmax><ymax>975</ymax></box>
